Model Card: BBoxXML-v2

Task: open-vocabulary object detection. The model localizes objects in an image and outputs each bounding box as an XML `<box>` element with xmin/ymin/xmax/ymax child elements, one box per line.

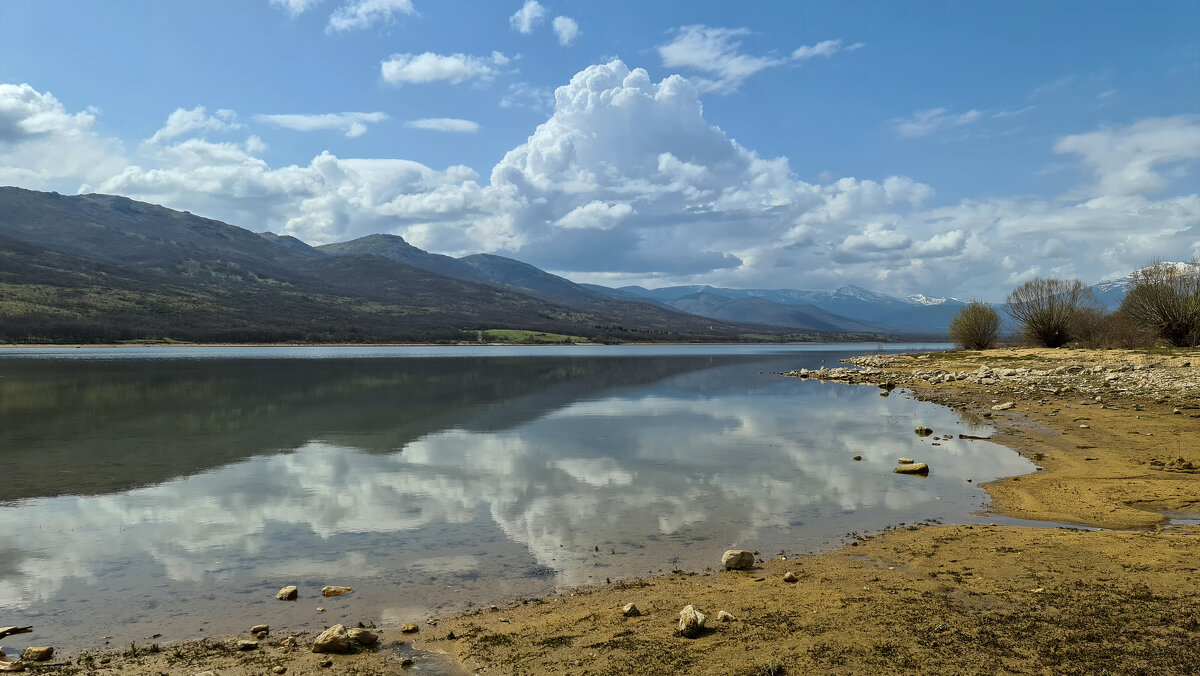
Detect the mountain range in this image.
<box><xmin>0</xmin><ymin>187</ymin><xmax>1137</xmax><ymax>343</ymax></box>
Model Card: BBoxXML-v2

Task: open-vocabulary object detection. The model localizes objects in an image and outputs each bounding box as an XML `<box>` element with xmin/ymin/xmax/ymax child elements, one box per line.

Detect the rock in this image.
<box><xmin>1174</xmin><ymin>408</ymin><xmax>1182</xmax><ymax>415</ymax></box>
<box><xmin>897</xmin><ymin>457</ymin><xmax>915</xmax><ymax>464</ymax></box>
<box><xmin>194</xmin><ymin>672</ymin><xmax>215</xmax><ymax>676</ymax></box>
<box><xmin>273</xmin><ymin>667</ymin><xmax>287</xmax><ymax>675</ymax></box>
<box><xmin>276</xmin><ymin>585</ymin><xmax>298</xmax><ymax>600</ymax></box>
<box><xmin>622</xmin><ymin>603</ymin><xmax>641</xmax><ymax>617</ymax></box>
<box><xmin>914</xmin><ymin>426</ymin><xmax>933</xmax><ymax>437</ymax></box>
<box><xmin>21</xmin><ymin>647</ymin><xmax>52</xmax><ymax>662</ymax></box>
<box><xmin>254</xmin><ymin>630</ymin><xmax>269</xmax><ymax>640</ymax></box>
<box><xmin>716</xmin><ymin>610</ymin><xmax>736</xmax><ymax>622</ymax></box>
<box><xmin>678</xmin><ymin>605</ymin><xmax>706</xmax><ymax>638</ymax></box>
<box><xmin>347</xmin><ymin>627</ymin><xmax>378</xmax><ymax>645</ymax></box>
<box><xmin>236</xmin><ymin>640</ymin><xmax>258</xmax><ymax>651</ymax></box>
<box><xmin>280</xmin><ymin>636</ymin><xmax>297</xmax><ymax>647</ymax></box>
<box><xmin>783</xmin><ymin>572</ymin><xmax>798</xmax><ymax>583</ymax></box>
<box><xmin>318</xmin><ymin>659</ymin><xmax>333</xmax><ymax>668</ymax></box>
<box><xmin>400</xmin><ymin>623</ymin><xmax>420</xmax><ymax>633</ymax></box>
<box><xmin>852</xmin><ymin>455</ymin><xmax>862</xmax><ymax>461</ymax></box>
<box><xmin>721</xmin><ymin>549</ymin><xmax>756</xmax><ymax>570</ymax></box>
<box><xmin>1079</xmin><ymin>424</ymin><xmax>1090</xmax><ymax>429</ymax></box>
<box><xmin>311</xmin><ymin>624</ymin><xmax>351</xmax><ymax>654</ymax></box>
<box><xmin>401</xmin><ymin>657</ymin><xmax>415</xmax><ymax>667</ymax></box>
<box><xmin>250</xmin><ymin>624</ymin><xmax>269</xmax><ymax>635</ymax></box>
<box><xmin>992</xmin><ymin>402</ymin><xmax>1015</xmax><ymax>411</ymax></box>
<box><xmin>321</xmin><ymin>585</ymin><xmax>352</xmax><ymax>597</ymax></box>
<box><xmin>894</xmin><ymin>462</ymin><xmax>930</xmax><ymax>475</ymax></box>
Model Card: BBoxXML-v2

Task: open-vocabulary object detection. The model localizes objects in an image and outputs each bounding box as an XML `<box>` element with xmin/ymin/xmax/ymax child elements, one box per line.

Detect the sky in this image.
<box><xmin>0</xmin><ymin>0</ymin><xmax>1198</xmax><ymax>300</ymax></box>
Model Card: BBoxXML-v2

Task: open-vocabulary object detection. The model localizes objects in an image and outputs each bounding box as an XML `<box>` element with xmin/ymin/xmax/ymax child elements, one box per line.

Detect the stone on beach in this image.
<box><xmin>347</xmin><ymin>627</ymin><xmax>378</xmax><ymax>645</ymax></box>
<box><xmin>716</xmin><ymin>610</ymin><xmax>736</xmax><ymax>622</ymax></box>
<box><xmin>721</xmin><ymin>549</ymin><xmax>756</xmax><ymax>570</ymax></box>
<box><xmin>897</xmin><ymin>457</ymin><xmax>915</xmax><ymax>464</ymax></box>
<box><xmin>992</xmin><ymin>402</ymin><xmax>1015</xmax><ymax>411</ymax></box>
<box><xmin>312</xmin><ymin>624</ymin><xmax>351</xmax><ymax>654</ymax></box>
<box><xmin>250</xmin><ymin>624</ymin><xmax>269</xmax><ymax>635</ymax></box>
<box><xmin>783</xmin><ymin>571</ymin><xmax>798</xmax><ymax>583</ymax></box>
<box><xmin>894</xmin><ymin>462</ymin><xmax>929</xmax><ymax>474</ymax></box>
<box><xmin>22</xmin><ymin>647</ymin><xmax>53</xmax><ymax>662</ymax></box>
<box><xmin>622</xmin><ymin>603</ymin><xmax>641</xmax><ymax>617</ymax></box>
<box><xmin>276</xmin><ymin>585</ymin><xmax>298</xmax><ymax>600</ymax></box>
<box><xmin>678</xmin><ymin>605</ymin><xmax>706</xmax><ymax>638</ymax></box>
<box><xmin>914</xmin><ymin>426</ymin><xmax>933</xmax><ymax>437</ymax></box>
<box><xmin>321</xmin><ymin>585</ymin><xmax>352</xmax><ymax>597</ymax></box>
<box><xmin>400</xmin><ymin>623</ymin><xmax>420</xmax><ymax>633</ymax></box>
<box><xmin>236</xmin><ymin>640</ymin><xmax>258</xmax><ymax>651</ymax></box>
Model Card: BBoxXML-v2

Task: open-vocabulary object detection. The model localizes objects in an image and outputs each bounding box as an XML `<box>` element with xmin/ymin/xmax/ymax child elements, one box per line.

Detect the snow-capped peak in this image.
<box><xmin>906</xmin><ymin>294</ymin><xmax>949</xmax><ymax>306</ymax></box>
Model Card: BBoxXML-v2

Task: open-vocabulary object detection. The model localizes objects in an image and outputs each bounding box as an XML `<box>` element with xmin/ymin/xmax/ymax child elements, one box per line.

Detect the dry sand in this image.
<box><xmin>9</xmin><ymin>348</ymin><xmax>1200</xmax><ymax>675</ymax></box>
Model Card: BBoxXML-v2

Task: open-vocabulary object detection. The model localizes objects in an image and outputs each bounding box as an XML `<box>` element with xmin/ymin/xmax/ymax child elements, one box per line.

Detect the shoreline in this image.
<box><xmin>6</xmin><ymin>348</ymin><xmax>1198</xmax><ymax>674</ymax></box>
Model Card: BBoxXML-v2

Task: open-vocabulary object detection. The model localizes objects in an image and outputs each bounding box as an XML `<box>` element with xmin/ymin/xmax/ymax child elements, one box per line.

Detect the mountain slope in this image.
<box><xmin>0</xmin><ymin>188</ymin><xmax>760</xmax><ymax>343</ymax></box>
<box><xmin>317</xmin><ymin>234</ymin><xmax>488</xmax><ymax>283</ymax></box>
<box><xmin>665</xmin><ymin>292</ymin><xmax>892</xmax><ymax>333</ymax></box>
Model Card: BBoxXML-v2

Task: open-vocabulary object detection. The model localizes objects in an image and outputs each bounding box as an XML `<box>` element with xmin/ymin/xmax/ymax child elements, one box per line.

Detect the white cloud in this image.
<box><xmin>147</xmin><ymin>106</ymin><xmax>240</xmax><ymax>145</ymax></box>
<box><xmin>555</xmin><ymin>201</ymin><xmax>634</xmax><ymax>230</ymax></box>
<box><xmin>254</xmin><ymin>111</ymin><xmax>388</xmax><ymax>137</ymax></box>
<box><xmin>406</xmin><ymin>118</ymin><xmax>480</xmax><ymax>133</ymax></box>
<box><xmin>1053</xmin><ymin>115</ymin><xmax>1200</xmax><ymax>197</ymax></box>
<box><xmin>893</xmin><ymin>107</ymin><xmax>983</xmax><ymax>138</ymax></box>
<box><xmin>380</xmin><ymin>52</ymin><xmax>495</xmax><ymax>85</ymax></box>
<box><xmin>509</xmin><ymin>0</ymin><xmax>545</xmax><ymax>34</ymax></box>
<box><xmin>552</xmin><ymin>16</ymin><xmax>580</xmax><ymax>46</ymax></box>
<box><xmin>491</xmin><ymin>50</ymin><xmax>511</xmax><ymax>67</ymax></box>
<box><xmin>2</xmin><ymin>77</ymin><xmax>1198</xmax><ymax>301</ymax></box>
<box><xmin>269</xmin><ymin>0</ymin><xmax>324</xmax><ymax>16</ymax></box>
<box><xmin>0</xmin><ymin>83</ymin><xmax>126</xmax><ymax>191</ymax></box>
<box><xmin>792</xmin><ymin>38</ymin><xmax>862</xmax><ymax>60</ymax></box>
<box><xmin>657</xmin><ymin>25</ymin><xmax>784</xmax><ymax>94</ymax></box>
<box><xmin>327</xmin><ymin>0</ymin><xmax>414</xmax><ymax>32</ymax></box>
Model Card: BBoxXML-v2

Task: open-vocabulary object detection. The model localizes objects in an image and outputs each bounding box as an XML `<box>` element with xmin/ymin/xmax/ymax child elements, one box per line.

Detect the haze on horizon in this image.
<box><xmin>0</xmin><ymin>0</ymin><xmax>1197</xmax><ymax>301</ymax></box>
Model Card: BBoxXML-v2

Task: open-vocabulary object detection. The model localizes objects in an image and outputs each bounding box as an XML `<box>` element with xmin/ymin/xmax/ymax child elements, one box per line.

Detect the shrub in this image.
<box><xmin>948</xmin><ymin>301</ymin><xmax>1002</xmax><ymax>349</ymax></box>
<box><xmin>1118</xmin><ymin>260</ymin><xmax>1200</xmax><ymax>347</ymax></box>
<box><xmin>1004</xmin><ymin>278</ymin><xmax>1098</xmax><ymax>347</ymax></box>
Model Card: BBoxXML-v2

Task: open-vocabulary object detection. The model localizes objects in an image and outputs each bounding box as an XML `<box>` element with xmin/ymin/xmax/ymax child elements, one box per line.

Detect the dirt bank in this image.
<box><xmin>10</xmin><ymin>348</ymin><xmax>1200</xmax><ymax>675</ymax></box>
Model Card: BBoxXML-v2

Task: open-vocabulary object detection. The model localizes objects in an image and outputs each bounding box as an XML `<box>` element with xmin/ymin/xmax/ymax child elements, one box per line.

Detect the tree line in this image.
<box><xmin>949</xmin><ymin>259</ymin><xmax>1200</xmax><ymax>350</ymax></box>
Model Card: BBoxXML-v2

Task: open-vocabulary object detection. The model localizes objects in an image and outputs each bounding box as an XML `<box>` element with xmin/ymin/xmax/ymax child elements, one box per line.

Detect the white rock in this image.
<box><xmin>311</xmin><ymin>624</ymin><xmax>351</xmax><ymax>654</ymax></box>
<box><xmin>622</xmin><ymin>603</ymin><xmax>640</xmax><ymax>617</ymax></box>
<box><xmin>716</xmin><ymin>610</ymin><xmax>735</xmax><ymax>622</ymax></box>
<box><xmin>721</xmin><ymin>549</ymin><xmax>755</xmax><ymax>570</ymax></box>
<box><xmin>991</xmin><ymin>402</ymin><xmax>1015</xmax><ymax>411</ymax></box>
<box><xmin>678</xmin><ymin>605</ymin><xmax>706</xmax><ymax>638</ymax></box>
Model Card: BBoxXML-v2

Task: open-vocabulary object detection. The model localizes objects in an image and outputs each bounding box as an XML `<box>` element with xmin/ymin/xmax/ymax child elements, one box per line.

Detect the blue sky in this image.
<box><xmin>1</xmin><ymin>0</ymin><xmax>1197</xmax><ymax>299</ymax></box>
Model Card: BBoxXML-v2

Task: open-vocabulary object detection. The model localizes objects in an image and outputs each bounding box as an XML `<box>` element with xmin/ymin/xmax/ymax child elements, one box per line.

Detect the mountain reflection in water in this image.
<box><xmin>0</xmin><ymin>347</ymin><xmax>1032</xmax><ymax>651</ymax></box>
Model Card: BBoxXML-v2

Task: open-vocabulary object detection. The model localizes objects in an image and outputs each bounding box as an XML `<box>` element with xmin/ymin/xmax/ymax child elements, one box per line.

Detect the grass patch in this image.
<box><xmin>477</xmin><ymin>329</ymin><xmax>592</xmax><ymax>344</ymax></box>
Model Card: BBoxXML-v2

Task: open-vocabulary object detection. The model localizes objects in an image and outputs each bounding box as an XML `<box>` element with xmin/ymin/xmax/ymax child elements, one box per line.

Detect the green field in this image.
<box><xmin>475</xmin><ymin>329</ymin><xmax>594</xmax><ymax>344</ymax></box>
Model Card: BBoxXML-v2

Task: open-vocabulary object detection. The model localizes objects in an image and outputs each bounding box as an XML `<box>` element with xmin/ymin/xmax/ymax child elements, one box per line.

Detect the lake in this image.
<box><xmin>0</xmin><ymin>344</ymin><xmax>1035</xmax><ymax>652</ymax></box>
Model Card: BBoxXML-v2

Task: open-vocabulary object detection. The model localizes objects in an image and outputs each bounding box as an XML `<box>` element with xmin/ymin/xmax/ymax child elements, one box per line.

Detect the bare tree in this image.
<box><xmin>1004</xmin><ymin>278</ymin><xmax>1098</xmax><ymax>347</ymax></box>
<box><xmin>948</xmin><ymin>301</ymin><xmax>1002</xmax><ymax>350</ymax></box>
<box><xmin>1119</xmin><ymin>260</ymin><xmax>1200</xmax><ymax>347</ymax></box>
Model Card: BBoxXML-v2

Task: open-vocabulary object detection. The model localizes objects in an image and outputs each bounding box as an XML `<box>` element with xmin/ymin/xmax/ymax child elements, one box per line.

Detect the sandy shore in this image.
<box><xmin>7</xmin><ymin>348</ymin><xmax>1199</xmax><ymax>675</ymax></box>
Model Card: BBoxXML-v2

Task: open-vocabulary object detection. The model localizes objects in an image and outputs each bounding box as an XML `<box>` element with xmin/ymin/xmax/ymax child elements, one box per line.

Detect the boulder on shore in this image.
<box><xmin>311</xmin><ymin>625</ymin><xmax>351</xmax><ymax>654</ymax></box>
<box><xmin>276</xmin><ymin>585</ymin><xmax>298</xmax><ymax>601</ymax></box>
<box><xmin>721</xmin><ymin>549</ymin><xmax>755</xmax><ymax>570</ymax></box>
<box><xmin>678</xmin><ymin>605</ymin><xmax>706</xmax><ymax>638</ymax></box>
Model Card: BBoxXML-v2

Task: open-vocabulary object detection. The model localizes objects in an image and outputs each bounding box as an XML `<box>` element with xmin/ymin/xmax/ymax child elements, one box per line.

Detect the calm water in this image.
<box><xmin>0</xmin><ymin>344</ymin><xmax>1035</xmax><ymax>652</ymax></box>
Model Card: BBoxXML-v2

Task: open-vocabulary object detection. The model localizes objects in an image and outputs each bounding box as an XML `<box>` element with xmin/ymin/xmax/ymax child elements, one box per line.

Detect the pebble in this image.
<box><xmin>276</xmin><ymin>585</ymin><xmax>298</xmax><ymax>601</ymax></box>
<box><xmin>783</xmin><ymin>572</ymin><xmax>798</xmax><ymax>583</ymax></box>
<box><xmin>992</xmin><ymin>402</ymin><xmax>1015</xmax><ymax>411</ymax></box>
<box><xmin>273</xmin><ymin>667</ymin><xmax>287</xmax><ymax>674</ymax></box>
<box><xmin>321</xmin><ymin>585</ymin><xmax>352</xmax><ymax>597</ymax></box>
<box><xmin>894</xmin><ymin>462</ymin><xmax>930</xmax><ymax>475</ymax></box>
<box><xmin>250</xmin><ymin>624</ymin><xmax>269</xmax><ymax>635</ymax></box>
<box><xmin>401</xmin><ymin>623</ymin><xmax>420</xmax><ymax>633</ymax></box>
<box><xmin>236</xmin><ymin>640</ymin><xmax>258</xmax><ymax>651</ymax></box>
<box><xmin>622</xmin><ymin>603</ymin><xmax>641</xmax><ymax>617</ymax></box>
<box><xmin>897</xmin><ymin>457</ymin><xmax>915</xmax><ymax>464</ymax></box>
<box><xmin>716</xmin><ymin>610</ymin><xmax>736</xmax><ymax>622</ymax></box>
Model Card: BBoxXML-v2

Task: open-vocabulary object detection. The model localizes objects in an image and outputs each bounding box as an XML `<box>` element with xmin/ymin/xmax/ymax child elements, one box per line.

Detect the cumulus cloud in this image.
<box><xmin>254</xmin><ymin>111</ymin><xmax>387</xmax><ymax>137</ymax></box>
<box><xmin>893</xmin><ymin>107</ymin><xmax>983</xmax><ymax>138</ymax></box>
<box><xmin>2</xmin><ymin>77</ymin><xmax>1198</xmax><ymax>300</ymax></box>
<box><xmin>146</xmin><ymin>106</ymin><xmax>240</xmax><ymax>145</ymax></box>
<box><xmin>792</xmin><ymin>38</ymin><xmax>863</xmax><ymax>60</ymax></box>
<box><xmin>0</xmin><ymin>83</ymin><xmax>126</xmax><ymax>190</ymax></box>
<box><xmin>406</xmin><ymin>118</ymin><xmax>480</xmax><ymax>133</ymax></box>
<box><xmin>1054</xmin><ymin>115</ymin><xmax>1200</xmax><ymax>197</ymax></box>
<box><xmin>380</xmin><ymin>52</ymin><xmax>495</xmax><ymax>85</ymax></box>
<box><xmin>552</xmin><ymin>16</ymin><xmax>580</xmax><ymax>46</ymax></box>
<box><xmin>657</xmin><ymin>25</ymin><xmax>784</xmax><ymax>93</ymax></box>
<box><xmin>509</xmin><ymin>0</ymin><xmax>545</xmax><ymax>34</ymax></box>
<box><xmin>327</xmin><ymin>0</ymin><xmax>414</xmax><ymax>32</ymax></box>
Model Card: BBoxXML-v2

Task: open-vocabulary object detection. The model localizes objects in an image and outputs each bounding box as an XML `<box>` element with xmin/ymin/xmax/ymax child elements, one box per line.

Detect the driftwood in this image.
<box><xmin>958</xmin><ymin>434</ymin><xmax>992</xmax><ymax>440</ymax></box>
<box><xmin>0</xmin><ymin>628</ymin><xmax>31</xmax><ymax>640</ymax></box>
<box><xmin>0</xmin><ymin>660</ymin><xmax>24</xmax><ymax>672</ymax></box>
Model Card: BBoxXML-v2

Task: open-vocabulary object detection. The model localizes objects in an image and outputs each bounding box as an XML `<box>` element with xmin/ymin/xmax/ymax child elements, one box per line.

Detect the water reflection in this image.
<box><xmin>0</xmin><ymin>349</ymin><xmax>1031</xmax><ymax>650</ymax></box>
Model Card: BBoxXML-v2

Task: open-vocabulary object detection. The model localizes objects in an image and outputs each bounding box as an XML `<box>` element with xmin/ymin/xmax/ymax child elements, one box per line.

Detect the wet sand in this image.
<box><xmin>7</xmin><ymin>348</ymin><xmax>1199</xmax><ymax>675</ymax></box>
